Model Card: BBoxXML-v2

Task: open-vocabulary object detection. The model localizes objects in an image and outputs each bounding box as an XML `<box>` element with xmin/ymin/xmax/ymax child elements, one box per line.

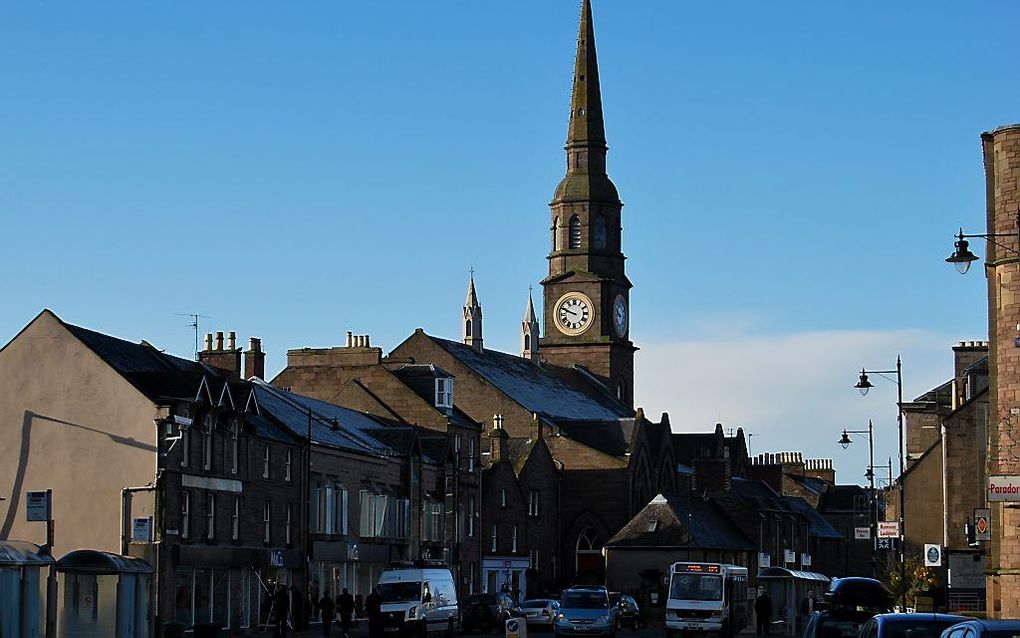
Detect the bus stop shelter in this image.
<box><xmin>0</xmin><ymin>541</ymin><xmax>55</xmax><ymax>638</ymax></box>
<box><xmin>54</xmin><ymin>549</ymin><xmax>153</xmax><ymax>638</ymax></box>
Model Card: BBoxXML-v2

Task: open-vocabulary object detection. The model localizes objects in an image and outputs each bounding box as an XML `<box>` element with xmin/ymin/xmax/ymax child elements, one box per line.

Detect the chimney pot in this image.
<box><xmin>345</xmin><ymin>332</ymin><xmax>353</xmax><ymax>347</ymax></box>
<box><xmin>204</xmin><ymin>333</ymin><xmax>213</xmax><ymax>351</ymax></box>
<box><xmin>228</xmin><ymin>331</ymin><xmax>236</xmax><ymax>350</ymax></box>
<box><xmin>365</xmin><ymin>335</ymin><xmax>371</xmax><ymax>347</ymax></box>
<box><xmin>215</xmin><ymin>331</ymin><xmax>224</xmax><ymax>350</ymax></box>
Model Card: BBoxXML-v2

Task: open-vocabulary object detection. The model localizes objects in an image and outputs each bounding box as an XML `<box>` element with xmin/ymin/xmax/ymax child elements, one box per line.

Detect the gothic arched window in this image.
<box><xmin>465</xmin><ymin>319</ymin><xmax>472</xmax><ymax>337</ymax></box>
<box><xmin>575</xmin><ymin>526</ymin><xmax>604</xmax><ymax>574</ymax></box>
<box><xmin>552</xmin><ymin>217</ymin><xmax>559</xmax><ymax>251</ymax></box>
<box><xmin>524</xmin><ymin>334</ymin><xmax>531</xmax><ymax>350</ymax></box>
<box><xmin>569</xmin><ymin>215</ymin><xmax>582</xmax><ymax>249</ymax></box>
<box><xmin>594</xmin><ymin>215</ymin><xmax>606</xmax><ymax>249</ymax></box>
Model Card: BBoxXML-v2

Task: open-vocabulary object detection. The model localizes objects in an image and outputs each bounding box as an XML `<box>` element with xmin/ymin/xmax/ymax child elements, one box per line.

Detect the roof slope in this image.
<box><xmin>607</xmin><ymin>494</ymin><xmax>755</xmax><ymax>551</ymax></box>
<box><xmin>428</xmin><ymin>335</ymin><xmax>631</xmax><ymax>422</ymax></box>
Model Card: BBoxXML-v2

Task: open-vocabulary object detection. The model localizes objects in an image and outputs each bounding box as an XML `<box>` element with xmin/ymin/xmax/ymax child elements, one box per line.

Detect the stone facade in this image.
<box><xmin>982</xmin><ymin>124</ymin><xmax>1020</xmax><ymax>618</ymax></box>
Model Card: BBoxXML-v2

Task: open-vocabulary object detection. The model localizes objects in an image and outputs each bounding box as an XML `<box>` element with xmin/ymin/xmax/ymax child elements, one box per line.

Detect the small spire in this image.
<box><xmin>521</xmin><ymin>287</ymin><xmax>540</xmax><ymax>363</ymax></box>
<box><xmin>567</xmin><ymin>0</ymin><xmax>606</xmax><ymax>150</ymax></box>
<box><xmin>463</xmin><ymin>269</ymin><xmax>483</xmax><ymax>352</ymax></box>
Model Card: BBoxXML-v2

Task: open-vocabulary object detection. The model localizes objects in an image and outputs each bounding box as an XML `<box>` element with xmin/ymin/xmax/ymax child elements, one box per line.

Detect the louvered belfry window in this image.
<box><xmin>569</xmin><ymin>215</ymin><xmax>581</xmax><ymax>249</ymax></box>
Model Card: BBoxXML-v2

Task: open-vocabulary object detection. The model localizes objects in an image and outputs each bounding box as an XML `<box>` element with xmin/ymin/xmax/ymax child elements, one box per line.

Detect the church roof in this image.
<box><xmin>607</xmin><ymin>494</ymin><xmax>755</xmax><ymax>551</ymax></box>
<box><xmin>426</xmin><ymin>335</ymin><xmax>632</xmax><ymax>424</ymax></box>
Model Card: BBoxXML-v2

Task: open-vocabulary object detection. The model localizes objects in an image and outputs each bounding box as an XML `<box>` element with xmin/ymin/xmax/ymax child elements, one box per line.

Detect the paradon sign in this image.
<box><xmin>988</xmin><ymin>476</ymin><xmax>1020</xmax><ymax>502</ymax></box>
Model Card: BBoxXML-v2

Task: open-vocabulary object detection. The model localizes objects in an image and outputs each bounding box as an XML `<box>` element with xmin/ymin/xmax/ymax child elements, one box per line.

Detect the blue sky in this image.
<box><xmin>2</xmin><ymin>1</ymin><xmax>1017</xmax><ymax>481</ymax></box>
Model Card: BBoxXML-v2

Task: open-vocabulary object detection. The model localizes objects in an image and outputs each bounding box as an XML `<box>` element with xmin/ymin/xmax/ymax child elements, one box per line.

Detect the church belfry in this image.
<box><xmin>541</xmin><ymin>0</ymin><xmax>635</xmax><ymax>406</ymax></box>
<box><xmin>522</xmin><ymin>289</ymin><xmax>540</xmax><ymax>363</ymax></box>
<box><xmin>463</xmin><ymin>272</ymin><xmax>483</xmax><ymax>352</ymax></box>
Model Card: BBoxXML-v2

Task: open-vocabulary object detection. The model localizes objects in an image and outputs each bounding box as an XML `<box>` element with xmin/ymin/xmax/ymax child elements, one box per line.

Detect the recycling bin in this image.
<box><xmin>55</xmin><ymin>549</ymin><xmax>153</xmax><ymax>638</ymax></box>
<box><xmin>0</xmin><ymin>541</ymin><xmax>55</xmax><ymax>638</ymax></box>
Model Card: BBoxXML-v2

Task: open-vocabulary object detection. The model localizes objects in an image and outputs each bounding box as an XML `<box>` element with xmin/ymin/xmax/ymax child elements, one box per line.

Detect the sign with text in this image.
<box><xmin>25</xmin><ymin>491</ymin><xmax>50</xmax><ymax>522</ymax></box>
<box><xmin>132</xmin><ymin>517</ymin><xmax>152</xmax><ymax>543</ymax></box>
<box><xmin>855</xmin><ymin>527</ymin><xmax>871</xmax><ymax>540</ymax></box>
<box><xmin>989</xmin><ymin>476</ymin><xmax>1020</xmax><ymax>501</ymax></box>
<box><xmin>784</xmin><ymin>549</ymin><xmax>796</xmax><ymax>564</ymax></box>
<box><xmin>801</xmin><ymin>553</ymin><xmax>812</xmax><ymax>567</ymax></box>
<box><xmin>758</xmin><ymin>552</ymin><xmax>771</xmax><ymax>568</ymax></box>
<box><xmin>269</xmin><ymin>550</ymin><xmax>284</xmax><ymax>567</ymax></box>
<box><xmin>878</xmin><ymin>521</ymin><xmax>899</xmax><ymax>538</ymax></box>
<box><xmin>975</xmin><ymin>508</ymin><xmax>991</xmax><ymax>541</ymax></box>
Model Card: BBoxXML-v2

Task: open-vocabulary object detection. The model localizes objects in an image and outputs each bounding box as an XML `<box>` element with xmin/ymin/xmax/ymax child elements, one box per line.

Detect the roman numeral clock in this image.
<box><xmin>554</xmin><ymin>292</ymin><xmax>594</xmax><ymax>336</ymax></box>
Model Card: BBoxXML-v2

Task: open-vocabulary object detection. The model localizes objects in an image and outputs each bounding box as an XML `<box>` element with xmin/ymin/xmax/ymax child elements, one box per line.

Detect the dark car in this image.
<box><xmin>462</xmin><ymin>593</ymin><xmax>522</xmax><ymax>633</ymax></box>
<box><xmin>803</xmin><ymin>578</ymin><xmax>895</xmax><ymax>638</ymax></box>
<box><xmin>860</xmin><ymin>614</ymin><xmax>969</xmax><ymax>638</ymax></box>
<box><xmin>609</xmin><ymin>593</ymin><xmax>641</xmax><ymax>629</ymax></box>
<box><xmin>941</xmin><ymin>619</ymin><xmax>1020</xmax><ymax>638</ymax></box>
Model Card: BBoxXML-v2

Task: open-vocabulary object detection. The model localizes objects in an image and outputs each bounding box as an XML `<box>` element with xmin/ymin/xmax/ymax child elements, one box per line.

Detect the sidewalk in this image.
<box><xmin>248</xmin><ymin>620</ymin><xmax>371</xmax><ymax>637</ymax></box>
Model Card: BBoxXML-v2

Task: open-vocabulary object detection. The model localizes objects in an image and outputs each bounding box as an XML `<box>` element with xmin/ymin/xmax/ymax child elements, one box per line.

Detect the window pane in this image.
<box><xmin>174</xmin><ymin>570</ymin><xmax>193</xmax><ymax>626</ymax></box>
<box><xmin>212</xmin><ymin>570</ymin><xmax>229</xmax><ymax>627</ymax></box>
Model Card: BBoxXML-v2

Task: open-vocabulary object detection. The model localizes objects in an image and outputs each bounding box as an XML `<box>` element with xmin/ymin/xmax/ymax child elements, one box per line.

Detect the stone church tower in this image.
<box><xmin>463</xmin><ymin>272</ymin><xmax>483</xmax><ymax>353</ymax></box>
<box><xmin>540</xmin><ymin>0</ymin><xmax>636</xmax><ymax>406</ymax></box>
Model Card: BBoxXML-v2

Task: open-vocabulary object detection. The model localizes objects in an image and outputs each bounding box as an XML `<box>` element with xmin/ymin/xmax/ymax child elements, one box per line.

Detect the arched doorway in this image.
<box><xmin>575</xmin><ymin>527</ymin><xmax>605</xmax><ymax>582</ymax></box>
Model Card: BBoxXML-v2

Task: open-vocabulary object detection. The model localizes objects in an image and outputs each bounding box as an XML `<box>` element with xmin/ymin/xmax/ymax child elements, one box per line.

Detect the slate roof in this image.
<box><xmin>817</xmin><ymin>484</ymin><xmax>869</xmax><ymax>514</ymax></box>
<box><xmin>607</xmin><ymin>494</ymin><xmax>755</xmax><ymax>551</ymax></box>
<box><xmin>60</xmin><ymin>319</ymin><xmax>207</xmax><ymax>403</ymax></box>
<box><xmin>784</xmin><ymin>496</ymin><xmax>843</xmax><ymax>539</ymax></box>
<box><xmin>788</xmin><ymin>474</ymin><xmax>830</xmax><ymax>496</ymax></box>
<box><xmin>729</xmin><ymin>478</ymin><xmax>842</xmax><ymax>540</ymax></box>
<box><xmin>556</xmin><ymin>419</ymin><xmax>632</xmax><ymax>457</ymax></box>
<box><xmin>428</xmin><ymin>336</ymin><xmax>632</xmax><ymax>422</ymax></box>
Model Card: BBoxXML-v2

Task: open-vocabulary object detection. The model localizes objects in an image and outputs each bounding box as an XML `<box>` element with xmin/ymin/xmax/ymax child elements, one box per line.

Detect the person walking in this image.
<box><xmin>754</xmin><ymin>590</ymin><xmax>772</xmax><ymax>636</ymax></box>
<box><xmin>338</xmin><ymin>587</ymin><xmax>355</xmax><ymax>638</ymax></box>
<box><xmin>366</xmin><ymin>586</ymin><xmax>382</xmax><ymax>638</ymax></box>
<box><xmin>274</xmin><ymin>585</ymin><xmax>291</xmax><ymax>638</ymax></box>
<box><xmin>320</xmin><ymin>592</ymin><xmax>336</xmax><ymax>637</ymax></box>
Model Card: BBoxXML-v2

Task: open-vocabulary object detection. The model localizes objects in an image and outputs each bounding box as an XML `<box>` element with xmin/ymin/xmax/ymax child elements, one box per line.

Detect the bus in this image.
<box><xmin>665</xmin><ymin>562</ymin><xmax>749</xmax><ymax>638</ymax></box>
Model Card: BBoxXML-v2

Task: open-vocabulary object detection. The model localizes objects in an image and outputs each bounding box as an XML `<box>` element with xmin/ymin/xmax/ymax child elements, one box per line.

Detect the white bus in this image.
<box><xmin>665</xmin><ymin>562</ymin><xmax>749</xmax><ymax>638</ymax></box>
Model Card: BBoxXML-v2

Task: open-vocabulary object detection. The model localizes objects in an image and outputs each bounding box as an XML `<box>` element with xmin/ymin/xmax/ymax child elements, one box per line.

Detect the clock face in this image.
<box><xmin>554</xmin><ymin>292</ymin><xmax>594</xmax><ymax>336</ymax></box>
<box><xmin>613</xmin><ymin>295</ymin><xmax>628</xmax><ymax>337</ymax></box>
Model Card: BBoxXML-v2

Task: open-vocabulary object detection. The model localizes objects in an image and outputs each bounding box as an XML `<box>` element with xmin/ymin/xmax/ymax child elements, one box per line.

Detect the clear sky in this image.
<box><xmin>2</xmin><ymin>1</ymin><xmax>1018</xmax><ymax>482</ymax></box>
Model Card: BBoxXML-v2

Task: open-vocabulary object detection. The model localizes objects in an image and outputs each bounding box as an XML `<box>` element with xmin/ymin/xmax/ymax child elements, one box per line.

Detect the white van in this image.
<box><xmin>377</xmin><ymin>567</ymin><xmax>459</xmax><ymax>636</ymax></box>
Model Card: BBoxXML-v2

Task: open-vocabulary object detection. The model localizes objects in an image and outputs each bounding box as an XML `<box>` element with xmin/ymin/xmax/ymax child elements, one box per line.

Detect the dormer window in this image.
<box><xmin>435</xmin><ymin>378</ymin><xmax>454</xmax><ymax>409</ymax></box>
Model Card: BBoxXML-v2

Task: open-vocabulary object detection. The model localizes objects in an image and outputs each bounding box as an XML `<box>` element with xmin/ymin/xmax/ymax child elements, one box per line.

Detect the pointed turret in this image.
<box><xmin>567</xmin><ymin>0</ymin><xmax>606</xmax><ymax>151</ymax></box>
<box><xmin>521</xmin><ymin>289</ymin><xmax>540</xmax><ymax>363</ymax></box>
<box><xmin>463</xmin><ymin>272</ymin><xmax>483</xmax><ymax>352</ymax></box>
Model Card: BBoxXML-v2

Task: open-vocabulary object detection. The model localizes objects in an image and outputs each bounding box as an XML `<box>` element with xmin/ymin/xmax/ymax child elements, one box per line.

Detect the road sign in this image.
<box><xmin>855</xmin><ymin>527</ymin><xmax>871</xmax><ymax>540</ymax></box>
<box><xmin>975</xmin><ymin>508</ymin><xmax>991</xmax><ymax>541</ymax></box>
<box><xmin>924</xmin><ymin>544</ymin><xmax>942</xmax><ymax>567</ymax></box>
<box><xmin>878</xmin><ymin>521</ymin><xmax>899</xmax><ymax>538</ymax></box>
<box><xmin>25</xmin><ymin>491</ymin><xmax>50</xmax><ymax>522</ymax></box>
<box><xmin>989</xmin><ymin>476</ymin><xmax>1020</xmax><ymax>501</ymax></box>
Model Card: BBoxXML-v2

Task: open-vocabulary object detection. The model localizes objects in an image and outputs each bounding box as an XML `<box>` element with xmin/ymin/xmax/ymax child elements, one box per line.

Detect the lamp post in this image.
<box><xmin>945</xmin><ymin>208</ymin><xmax>1020</xmax><ymax>274</ymax></box>
<box><xmin>854</xmin><ymin>358</ymin><xmax>906</xmax><ymax>610</ymax></box>
<box><xmin>839</xmin><ymin>420</ymin><xmax>877</xmax><ymax>578</ymax></box>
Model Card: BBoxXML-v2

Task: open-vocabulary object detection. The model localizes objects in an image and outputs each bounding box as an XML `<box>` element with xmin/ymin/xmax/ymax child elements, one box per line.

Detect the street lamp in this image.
<box><xmin>838</xmin><ymin>420</ymin><xmax>878</xmax><ymax>578</ymax></box>
<box><xmin>854</xmin><ymin>358</ymin><xmax>906</xmax><ymax>610</ymax></box>
<box><xmin>946</xmin><ymin>208</ymin><xmax>1020</xmax><ymax>274</ymax></box>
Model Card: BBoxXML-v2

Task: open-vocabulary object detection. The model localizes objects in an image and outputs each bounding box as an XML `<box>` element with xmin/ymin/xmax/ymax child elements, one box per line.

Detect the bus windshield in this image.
<box><xmin>670</xmin><ymin>574</ymin><xmax>723</xmax><ymax>601</ymax></box>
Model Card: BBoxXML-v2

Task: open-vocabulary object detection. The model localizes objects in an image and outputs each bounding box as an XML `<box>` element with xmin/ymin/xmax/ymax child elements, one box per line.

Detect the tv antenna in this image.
<box><xmin>175</xmin><ymin>312</ymin><xmax>212</xmax><ymax>360</ymax></box>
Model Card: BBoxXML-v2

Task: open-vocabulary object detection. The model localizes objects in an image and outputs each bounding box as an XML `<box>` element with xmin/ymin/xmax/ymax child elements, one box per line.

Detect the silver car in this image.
<box><xmin>522</xmin><ymin>599</ymin><xmax>560</xmax><ymax>630</ymax></box>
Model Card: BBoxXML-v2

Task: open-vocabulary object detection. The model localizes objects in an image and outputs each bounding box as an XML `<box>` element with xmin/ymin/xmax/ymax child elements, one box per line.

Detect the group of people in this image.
<box><xmin>316</xmin><ymin>587</ymin><xmax>383</xmax><ymax>638</ymax></box>
<box><xmin>268</xmin><ymin>585</ymin><xmax>382</xmax><ymax>638</ymax></box>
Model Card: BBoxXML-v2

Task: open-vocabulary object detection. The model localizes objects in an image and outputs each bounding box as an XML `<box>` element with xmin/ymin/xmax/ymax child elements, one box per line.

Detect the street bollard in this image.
<box><xmin>506</xmin><ymin>617</ymin><xmax>528</xmax><ymax>638</ymax></box>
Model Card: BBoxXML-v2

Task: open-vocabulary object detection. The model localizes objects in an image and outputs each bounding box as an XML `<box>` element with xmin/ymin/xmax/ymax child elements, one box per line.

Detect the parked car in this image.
<box><xmin>803</xmin><ymin>578</ymin><xmax>895</xmax><ymax>638</ymax></box>
<box><xmin>941</xmin><ymin>619</ymin><xmax>1020</xmax><ymax>638</ymax></box>
<box><xmin>609</xmin><ymin>593</ymin><xmax>641</xmax><ymax>629</ymax></box>
<box><xmin>462</xmin><ymin>593</ymin><xmax>522</xmax><ymax>633</ymax></box>
<box><xmin>554</xmin><ymin>587</ymin><xmax>618</xmax><ymax>638</ymax></box>
<box><xmin>522</xmin><ymin>599</ymin><xmax>560</xmax><ymax>630</ymax></box>
<box><xmin>860</xmin><ymin>614</ymin><xmax>970</xmax><ymax>638</ymax></box>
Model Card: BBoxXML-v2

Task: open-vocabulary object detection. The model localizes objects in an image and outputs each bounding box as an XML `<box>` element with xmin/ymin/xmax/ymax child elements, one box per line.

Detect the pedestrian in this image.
<box><xmin>355</xmin><ymin>594</ymin><xmax>364</xmax><ymax>627</ymax></box>
<box><xmin>338</xmin><ymin>587</ymin><xmax>355</xmax><ymax>638</ymax></box>
<box><xmin>274</xmin><ymin>585</ymin><xmax>291</xmax><ymax>638</ymax></box>
<box><xmin>754</xmin><ymin>590</ymin><xmax>772</xmax><ymax>637</ymax></box>
<box><xmin>320</xmin><ymin>592</ymin><xmax>336</xmax><ymax>637</ymax></box>
<box><xmin>366</xmin><ymin>586</ymin><xmax>383</xmax><ymax>638</ymax></box>
<box><xmin>291</xmin><ymin>585</ymin><xmax>306</xmax><ymax>631</ymax></box>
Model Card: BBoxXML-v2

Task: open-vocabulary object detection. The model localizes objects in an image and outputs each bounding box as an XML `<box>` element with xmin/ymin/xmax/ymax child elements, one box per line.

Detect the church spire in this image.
<box><xmin>521</xmin><ymin>288</ymin><xmax>540</xmax><ymax>363</ymax></box>
<box><xmin>463</xmin><ymin>270</ymin><xmax>483</xmax><ymax>352</ymax></box>
<box><xmin>567</xmin><ymin>0</ymin><xmax>606</xmax><ymax>152</ymax></box>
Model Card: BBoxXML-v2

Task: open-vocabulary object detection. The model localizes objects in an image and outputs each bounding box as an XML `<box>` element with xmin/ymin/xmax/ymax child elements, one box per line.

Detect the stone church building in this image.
<box><xmin>275</xmin><ymin>0</ymin><xmax>680</xmax><ymax>596</ymax></box>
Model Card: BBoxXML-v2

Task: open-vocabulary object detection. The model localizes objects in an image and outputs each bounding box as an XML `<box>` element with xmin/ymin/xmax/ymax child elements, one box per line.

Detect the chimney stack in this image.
<box><xmin>244</xmin><ymin>337</ymin><xmax>266</xmax><ymax>380</ymax></box>
<box><xmin>488</xmin><ymin>419</ymin><xmax>509</xmax><ymax>464</ymax></box>
<box><xmin>200</xmin><ymin>329</ymin><xmax>242</xmax><ymax>378</ymax></box>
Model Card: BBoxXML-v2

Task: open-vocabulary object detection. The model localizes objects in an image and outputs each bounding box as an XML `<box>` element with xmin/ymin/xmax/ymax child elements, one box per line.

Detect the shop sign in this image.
<box><xmin>878</xmin><ymin>521</ymin><xmax>899</xmax><ymax>538</ymax></box>
<box><xmin>855</xmin><ymin>527</ymin><xmax>871</xmax><ymax>540</ymax></box>
<box><xmin>988</xmin><ymin>476</ymin><xmax>1020</xmax><ymax>501</ymax></box>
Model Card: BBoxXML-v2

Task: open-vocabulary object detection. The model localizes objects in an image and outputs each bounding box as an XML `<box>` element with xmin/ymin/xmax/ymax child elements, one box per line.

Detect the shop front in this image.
<box><xmin>482</xmin><ymin>557</ymin><xmax>530</xmax><ymax>602</ymax></box>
